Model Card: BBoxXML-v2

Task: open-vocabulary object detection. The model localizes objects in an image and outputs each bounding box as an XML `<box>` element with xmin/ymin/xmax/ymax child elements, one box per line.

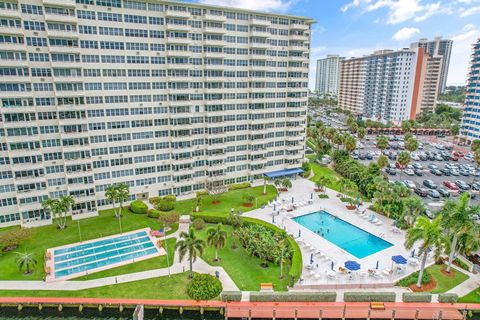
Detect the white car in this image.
<box><xmin>411</xmin><ymin>154</ymin><xmax>420</xmax><ymax>161</ymax></box>
<box><xmin>403</xmin><ymin>180</ymin><xmax>416</xmax><ymax>189</ymax></box>
<box><xmin>404</xmin><ymin>169</ymin><xmax>415</xmax><ymax>176</ymax></box>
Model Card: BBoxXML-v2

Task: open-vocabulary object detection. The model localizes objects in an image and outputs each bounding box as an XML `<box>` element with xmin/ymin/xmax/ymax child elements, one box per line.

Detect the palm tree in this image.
<box><xmin>440</xmin><ymin>193</ymin><xmax>480</xmax><ymax>272</ymax></box>
<box><xmin>405</xmin><ymin>215</ymin><xmax>446</xmax><ymax>288</ymax></box>
<box><xmin>42</xmin><ymin>198</ymin><xmax>62</xmax><ymax>229</ymax></box>
<box><xmin>316</xmin><ymin>176</ymin><xmax>331</xmax><ymax>192</ymax></box>
<box><xmin>377</xmin><ymin>154</ymin><xmax>389</xmax><ymax>171</ymax></box>
<box><xmin>194</xmin><ymin>195</ymin><xmax>202</xmax><ymax>212</ymax></box>
<box><xmin>402</xmin><ymin>196</ymin><xmax>425</xmax><ymax>226</ymax></box>
<box><xmin>357</xmin><ymin>127</ymin><xmax>366</xmax><ymax>140</ymax></box>
<box><xmin>116</xmin><ymin>183</ymin><xmax>130</xmax><ymax>216</ymax></box>
<box><xmin>281</xmin><ymin>178</ymin><xmax>292</xmax><ymax>190</ymax></box>
<box><xmin>227</xmin><ymin>211</ymin><xmax>243</xmax><ymax>228</ymax></box>
<box><xmin>16</xmin><ymin>251</ymin><xmax>37</xmax><ymax>275</ymax></box>
<box><xmin>475</xmin><ymin>150</ymin><xmax>480</xmax><ymax>168</ymax></box>
<box><xmin>273</xmin><ymin>178</ymin><xmax>282</xmax><ymax>189</ymax></box>
<box><xmin>175</xmin><ymin>228</ymin><xmax>206</xmax><ymax>278</ymax></box>
<box><xmin>397</xmin><ymin>151</ymin><xmax>411</xmax><ymax>179</ymax></box>
<box><xmin>105</xmin><ymin>184</ymin><xmax>130</xmax><ymax>218</ymax></box>
<box><xmin>405</xmin><ymin>138</ymin><xmax>419</xmax><ymax>153</ymax></box>
<box><xmin>105</xmin><ymin>185</ymin><xmax>119</xmax><ymax>218</ymax></box>
<box><xmin>58</xmin><ymin>195</ymin><xmax>74</xmax><ymax>220</ymax></box>
<box><xmin>376</xmin><ymin>135</ymin><xmax>389</xmax><ymax>152</ymax></box>
<box><xmin>262</xmin><ymin>176</ymin><xmax>269</xmax><ymax>195</ymax></box>
<box><xmin>206</xmin><ymin>223</ymin><xmax>227</xmax><ymax>261</ymax></box>
<box><xmin>343</xmin><ymin>134</ymin><xmax>357</xmax><ymax>154</ymax></box>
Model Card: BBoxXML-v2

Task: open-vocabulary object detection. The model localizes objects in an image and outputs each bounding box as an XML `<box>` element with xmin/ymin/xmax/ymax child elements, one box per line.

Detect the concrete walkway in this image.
<box><xmin>0</xmin><ymin>218</ymin><xmax>239</xmax><ymax>292</ymax></box>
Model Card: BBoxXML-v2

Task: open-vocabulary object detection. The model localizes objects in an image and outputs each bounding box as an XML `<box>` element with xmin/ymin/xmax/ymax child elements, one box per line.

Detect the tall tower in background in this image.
<box><xmin>315</xmin><ymin>55</ymin><xmax>344</xmax><ymax>97</ymax></box>
<box><xmin>410</xmin><ymin>37</ymin><xmax>453</xmax><ymax>94</ymax></box>
<box><xmin>460</xmin><ymin>38</ymin><xmax>480</xmax><ymax>141</ymax></box>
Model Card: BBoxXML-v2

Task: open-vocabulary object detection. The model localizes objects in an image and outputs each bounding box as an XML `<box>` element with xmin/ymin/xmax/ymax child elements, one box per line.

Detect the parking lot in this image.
<box><xmin>354</xmin><ymin>134</ymin><xmax>480</xmax><ymax>209</ymax></box>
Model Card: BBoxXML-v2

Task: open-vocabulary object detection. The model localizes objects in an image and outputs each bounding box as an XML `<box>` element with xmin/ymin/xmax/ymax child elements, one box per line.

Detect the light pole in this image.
<box><xmin>164</xmin><ymin>232</ymin><xmax>171</xmax><ymax>277</ymax></box>
<box><xmin>119</xmin><ymin>213</ymin><xmax>123</xmax><ymax>234</ymax></box>
<box><xmin>77</xmin><ymin>220</ymin><xmax>82</xmax><ymax>242</ymax></box>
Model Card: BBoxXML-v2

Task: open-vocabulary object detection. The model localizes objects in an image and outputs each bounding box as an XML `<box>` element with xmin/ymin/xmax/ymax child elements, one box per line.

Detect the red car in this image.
<box><xmin>395</xmin><ymin>162</ymin><xmax>403</xmax><ymax>169</ymax></box>
<box><xmin>450</xmin><ymin>155</ymin><xmax>459</xmax><ymax>161</ymax></box>
<box><xmin>453</xmin><ymin>151</ymin><xmax>464</xmax><ymax>158</ymax></box>
<box><xmin>443</xmin><ymin>181</ymin><xmax>459</xmax><ymax>190</ymax></box>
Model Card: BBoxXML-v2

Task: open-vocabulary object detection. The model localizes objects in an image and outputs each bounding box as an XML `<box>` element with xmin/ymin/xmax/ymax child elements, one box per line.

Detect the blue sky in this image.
<box><xmin>190</xmin><ymin>0</ymin><xmax>480</xmax><ymax>89</ymax></box>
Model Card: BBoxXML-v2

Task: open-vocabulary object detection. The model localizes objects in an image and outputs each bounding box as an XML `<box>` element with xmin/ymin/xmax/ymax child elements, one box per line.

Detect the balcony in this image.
<box><xmin>43</xmin><ymin>0</ymin><xmax>75</xmax><ymax>6</ymax></box>
<box><xmin>165</xmin><ymin>23</ymin><xmax>191</xmax><ymax>32</ymax></box>
<box><xmin>250</xmin><ymin>42</ymin><xmax>270</xmax><ymax>49</ymax></box>
<box><xmin>166</xmin><ymin>37</ymin><xmax>190</xmax><ymax>44</ymax></box>
<box><xmin>251</xmin><ymin>18</ymin><xmax>271</xmax><ymax>26</ymax></box>
<box><xmin>46</xmin><ymin>29</ymin><xmax>79</xmax><ymax>39</ymax></box>
<box><xmin>165</xmin><ymin>10</ymin><xmax>191</xmax><ymax>19</ymax></box>
<box><xmin>0</xmin><ymin>25</ymin><xmax>23</xmax><ymax>35</ymax></box>
<box><xmin>204</xmin><ymin>14</ymin><xmax>227</xmax><ymax>22</ymax></box>
<box><xmin>290</xmin><ymin>23</ymin><xmax>309</xmax><ymax>31</ymax></box>
<box><xmin>0</xmin><ymin>9</ymin><xmax>21</xmax><ymax>19</ymax></box>
<box><xmin>45</xmin><ymin>13</ymin><xmax>77</xmax><ymax>23</ymax></box>
<box><xmin>204</xmin><ymin>26</ymin><xmax>226</xmax><ymax>34</ymax></box>
<box><xmin>49</xmin><ymin>45</ymin><xmax>81</xmax><ymax>54</ymax></box>
<box><xmin>251</xmin><ymin>30</ymin><xmax>270</xmax><ymax>38</ymax></box>
<box><xmin>203</xmin><ymin>39</ymin><xmax>225</xmax><ymax>46</ymax></box>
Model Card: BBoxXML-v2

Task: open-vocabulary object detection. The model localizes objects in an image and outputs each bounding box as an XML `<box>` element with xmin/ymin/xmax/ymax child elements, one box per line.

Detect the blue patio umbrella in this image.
<box><xmin>273</xmin><ymin>204</ymin><xmax>276</xmax><ymax>211</ymax></box>
<box><xmin>310</xmin><ymin>193</ymin><xmax>313</xmax><ymax>200</ymax></box>
<box><xmin>391</xmin><ymin>255</ymin><xmax>407</xmax><ymax>265</ymax></box>
<box><xmin>272</xmin><ymin>215</ymin><xmax>275</xmax><ymax>223</ymax></box>
<box><xmin>298</xmin><ymin>229</ymin><xmax>301</xmax><ymax>238</ymax></box>
<box><xmin>291</xmin><ymin>196</ymin><xmax>294</xmax><ymax>203</ymax></box>
<box><xmin>375</xmin><ymin>260</ymin><xmax>379</xmax><ymax>270</ymax></box>
<box><xmin>411</xmin><ymin>249</ymin><xmax>416</xmax><ymax>257</ymax></box>
<box><xmin>344</xmin><ymin>260</ymin><xmax>361</xmax><ymax>271</ymax></box>
<box><xmin>331</xmin><ymin>261</ymin><xmax>334</xmax><ymax>270</ymax></box>
<box><xmin>310</xmin><ymin>253</ymin><xmax>314</xmax><ymax>264</ymax></box>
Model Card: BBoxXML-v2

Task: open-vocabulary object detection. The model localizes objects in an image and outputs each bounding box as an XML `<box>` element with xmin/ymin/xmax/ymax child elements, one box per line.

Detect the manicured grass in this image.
<box><xmin>75</xmin><ymin>238</ymin><xmax>176</xmax><ymax>281</ymax></box>
<box><xmin>196</xmin><ymin>224</ymin><xmax>290</xmax><ymax>291</ymax></box>
<box><xmin>428</xmin><ymin>264</ymin><xmax>469</xmax><ymax>294</ymax></box>
<box><xmin>164</xmin><ymin>185</ymin><xmax>277</xmax><ymax>216</ymax></box>
<box><xmin>459</xmin><ymin>287</ymin><xmax>480</xmax><ymax>303</ymax></box>
<box><xmin>0</xmin><ymin>208</ymin><xmax>166</xmax><ymax>281</ymax></box>
<box><xmin>0</xmin><ymin>273</ymin><xmax>191</xmax><ymax>299</ymax></box>
<box><xmin>306</xmin><ymin>155</ymin><xmax>341</xmax><ymax>191</ymax></box>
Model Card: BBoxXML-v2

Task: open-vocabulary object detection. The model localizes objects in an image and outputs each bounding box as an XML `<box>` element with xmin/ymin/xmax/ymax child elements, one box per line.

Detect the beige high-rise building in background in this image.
<box><xmin>338</xmin><ymin>57</ymin><xmax>365</xmax><ymax>115</ymax></box>
<box><xmin>315</xmin><ymin>55</ymin><xmax>344</xmax><ymax>97</ymax></box>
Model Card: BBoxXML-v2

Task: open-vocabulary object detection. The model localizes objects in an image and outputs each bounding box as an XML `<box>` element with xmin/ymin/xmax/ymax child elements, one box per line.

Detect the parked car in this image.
<box><xmin>412</xmin><ymin>163</ymin><xmax>423</xmax><ymax>170</ymax></box>
<box><xmin>437</xmin><ymin>188</ymin><xmax>450</xmax><ymax>198</ymax></box>
<box><xmin>430</xmin><ymin>169</ymin><xmax>442</xmax><ymax>176</ymax></box>
<box><xmin>427</xmin><ymin>189</ymin><xmax>441</xmax><ymax>199</ymax></box>
<box><xmin>450</xmin><ymin>155</ymin><xmax>459</xmax><ymax>161</ymax></box>
<box><xmin>423</xmin><ymin>209</ymin><xmax>435</xmax><ymax>219</ymax></box>
<box><xmin>443</xmin><ymin>180</ymin><xmax>459</xmax><ymax>190</ymax></box>
<box><xmin>440</xmin><ymin>168</ymin><xmax>451</xmax><ymax>176</ymax></box>
<box><xmin>386</xmin><ymin>167</ymin><xmax>397</xmax><ymax>175</ymax></box>
<box><xmin>471</xmin><ymin>182</ymin><xmax>480</xmax><ymax>191</ymax></box>
<box><xmin>423</xmin><ymin>179</ymin><xmax>437</xmax><ymax>189</ymax></box>
<box><xmin>403</xmin><ymin>180</ymin><xmax>416</xmax><ymax>189</ymax></box>
<box><xmin>414</xmin><ymin>187</ymin><xmax>428</xmax><ymax>197</ymax></box>
<box><xmin>404</xmin><ymin>169</ymin><xmax>415</xmax><ymax>176</ymax></box>
<box><xmin>428</xmin><ymin>164</ymin><xmax>439</xmax><ymax>170</ymax></box>
<box><xmin>365</xmin><ymin>153</ymin><xmax>373</xmax><ymax>160</ymax></box>
<box><xmin>455</xmin><ymin>180</ymin><xmax>470</xmax><ymax>190</ymax></box>
<box><xmin>459</xmin><ymin>169</ymin><xmax>470</xmax><ymax>177</ymax></box>
<box><xmin>450</xmin><ymin>169</ymin><xmax>460</xmax><ymax>176</ymax></box>
<box><xmin>414</xmin><ymin>169</ymin><xmax>424</xmax><ymax>176</ymax></box>
<box><xmin>453</xmin><ymin>151</ymin><xmax>464</xmax><ymax>158</ymax></box>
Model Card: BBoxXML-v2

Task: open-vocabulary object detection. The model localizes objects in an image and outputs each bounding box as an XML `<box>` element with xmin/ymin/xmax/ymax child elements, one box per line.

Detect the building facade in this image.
<box><xmin>338</xmin><ymin>48</ymin><xmax>441</xmax><ymax>123</ymax></box>
<box><xmin>0</xmin><ymin>0</ymin><xmax>312</xmax><ymax>227</ymax></box>
<box><xmin>410</xmin><ymin>37</ymin><xmax>452</xmax><ymax>94</ymax></box>
<box><xmin>315</xmin><ymin>54</ymin><xmax>344</xmax><ymax>97</ymax></box>
<box><xmin>460</xmin><ymin>38</ymin><xmax>480</xmax><ymax>141</ymax></box>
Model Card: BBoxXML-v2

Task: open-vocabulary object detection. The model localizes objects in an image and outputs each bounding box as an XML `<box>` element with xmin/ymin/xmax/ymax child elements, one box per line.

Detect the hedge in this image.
<box><xmin>438</xmin><ymin>293</ymin><xmax>458</xmax><ymax>303</ymax></box>
<box><xmin>228</xmin><ymin>182</ymin><xmax>251</xmax><ymax>191</ymax></box>
<box><xmin>250</xmin><ymin>292</ymin><xmax>336</xmax><ymax>302</ymax></box>
<box><xmin>191</xmin><ymin>213</ymin><xmax>302</xmax><ymax>284</ymax></box>
<box><xmin>147</xmin><ymin>209</ymin><xmax>161</xmax><ymax>218</ymax></box>
<box><xmin>221</xmin><ymin>291</ymin><xmax>242</xmax><ymax>302</ymax></box>
<box><xmin>343</xmin><ymin>292</ymin><xmax>396</xmax><ymax>302</ymax></box>
<box><xmin>402</xmin><ymin>293</ymin><xmax>432</xmax><ymax>303</ymax></box>
<box><xmin>130</xmin><ymin>200</ymin><xmax>148</xmax><ymax>214</ymax></box>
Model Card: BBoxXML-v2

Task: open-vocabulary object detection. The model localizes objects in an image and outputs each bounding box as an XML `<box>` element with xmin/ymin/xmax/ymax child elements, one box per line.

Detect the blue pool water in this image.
<box><xmin>53</xmin><ymin>231</ymin><xmax>157</xmax><ymax>278</ymax></box>
<box><xmin>293</xmin><ymin>211</ymin><xmax>393</xmax><ymax>258</ymax></box>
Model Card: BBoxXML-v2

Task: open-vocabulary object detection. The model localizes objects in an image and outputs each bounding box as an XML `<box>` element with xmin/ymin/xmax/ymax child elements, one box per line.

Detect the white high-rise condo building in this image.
<box><xmin>460</xmin><ymin>38</ymin><xmax>480</xmax><ymax>141</ymax></box>
<box><xmin>410</xmin><ymin>37</ymin><xmax>452</xmax><ymax>94</ymax></box>
<box><xmin>315</xmin><ymin>55</ymin><xmax>344</xmax><ymax>97</ymax></box>
<box><xmin>0</xmin><ymin>0</ymin><xmax>313</xmax><ymax>227</ymax></box>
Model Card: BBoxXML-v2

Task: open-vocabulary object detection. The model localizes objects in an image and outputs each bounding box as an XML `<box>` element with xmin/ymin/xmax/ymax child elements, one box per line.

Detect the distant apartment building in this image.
<box><xmin>410</xmin><ymin>37</ymin><xmax>452</xmax><ymax>94</ymax></box>
<box><xmin>0</xmin><ymin>0</ymin><xmax>313</xmax><ymax>227</ymax></box>
<box><xmin>460</xmin><ymin>38</ymin><xmax>480</xmax><ymax>141</ymax></box>
<box><xmin>338</xmin><ymin>48</ymin><xmax>442</xmax><ymax>123</ymax></box>
<box><xmin>315</xmin><ymin>55</ymin><xmax>344</xmax><ymax>97</ymax></box>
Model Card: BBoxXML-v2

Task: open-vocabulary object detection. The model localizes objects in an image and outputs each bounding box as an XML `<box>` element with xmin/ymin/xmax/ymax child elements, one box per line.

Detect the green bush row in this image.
<box><xmin>228</xmin><ymin>182</ymin><xmax>251</xmax><ymax>191</ymax></box>
<box><xmin>318</xmin><ymin>194</ymin><xmax>329</xmax><ymax>199</ymax></box>
<box><xmin>130</xmin><ymin>200</ymin><xmax>148</xmax><ymax>214</ymax></box>
<box><xmin>147</xmin><ymin>209</ymin><xmax>160</xmax><ymax>218</ymax></box>
<box><xmin>249</xmin><ymin>292</ymin><xmax>336</xmax><ymax>302</ymax></box>
<box><xmin>220</xmin><ymin>291</ymin><xmax>242</xmax><ymax>302</ymax></box>
<box><xmin>438</xmin><ymin>293</ymin><xmax>458</xmax><ymax>303</ymax></box>
<box><xmin>343</xmin><ymin>292</ymin><xmax>396</xmax><ymax>302</ymax></box>
<box><xmin>453</xmin><ymin>258</ymin><xmax>470</xmax><ymax>272</ymax></box>
<box><xmin>402</xmin><ymin>293</ymin><xmax>432</xmax><ymax>303</ymax></box>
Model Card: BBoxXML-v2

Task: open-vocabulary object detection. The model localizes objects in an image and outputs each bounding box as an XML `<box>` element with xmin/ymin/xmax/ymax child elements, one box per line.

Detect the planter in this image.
<box><xmin>346</xmin><ymin>205</ymin><xmax>356</xmax><ymax>210</ymax></box>
<box><xmin>314</xmin><ymin>188</ymin><xmax>323</xmax><ymax>192</ymax></box>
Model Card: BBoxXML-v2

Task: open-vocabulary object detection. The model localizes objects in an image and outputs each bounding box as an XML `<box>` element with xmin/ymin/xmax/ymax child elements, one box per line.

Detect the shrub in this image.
<box><xmin>186</xmin><ymin>274</ymin><xmax>222</xmax><ymax>300</ymax></box>
<box><xmin>158</xmin><ymin>211</ymin><xmax>179</xmax><ymax>228</ymax></box>
<box><xmin>147</xmin><ymin>209</ymin><xmax>161</xmax><ymax>219</ymax></box>
<box><xmin>130</xmin><ymin>200</ymin><xmax>148</xmax><ymax>214</ymax></box>
<box><xmin>157</xmin><ymin>199</ymin><xmax>175</xmax><ymax>211</ymax></box>
<box><xmin>250</xmin><ymin>292</ymin><xmax>336</xmax><ymax>302</ymax></box>
<box><xmin>396</xmin><ymin>271</ymin><xmax>430</xmax><ymax>287</ymax></box>
<box><xmin>221</xmin><ymin>291</ymin><xmax>242</xmax><ymax>302</ymax></box>
<box><xmin>343</xmin><ymin>292</ymin><xmax>396</xmax><ymax>302</ymax></box>
<box><xmin>318</xmin><ymin>194</ymin><xmax>329</xmax><ymax>199</ymax></box>
<box><xmin>453</xmin><ymin>258</ymin><xmax>470</xmax><ymax>271</ymax></box>
<box><xmin>163</xmin><ymin>194</ymin><xmax>176</xmax><ymax>202</ymax></box>
<box><xmin>0</xmin><ymin>228</ymin><xmax>32</xmax><ymax>252</ymax></box>
<box><xmin>402</xmin><ymin>293</ymin><xmax>432</xmax><ymax>302</ymax></box>
<box><xmin>192</xmin><ymin>218</ymin><xmax>205</xmax><ymax>230</ymax></box>
<box><xmin>149</xmin><ymin>197</ymin><xmax>161</xmax><ymax>206</ymax></box>
<box><xmin>228</xmin><ymin>183</ymin><xmax>251</xmax><ymax>191</ymax></box>
<box><xmin>196</xmin><ymin>190</ymin><xmax>209</xmax><ymax>197</ymax></box>
<box><xmin>438</xmin><ymin>293</ymin><xmax>458</xmax><ymax>303</ymax></box>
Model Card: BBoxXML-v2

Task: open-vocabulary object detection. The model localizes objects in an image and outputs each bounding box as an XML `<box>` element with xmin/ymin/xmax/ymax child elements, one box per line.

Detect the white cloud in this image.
<box><xmin>197</xmin><ymin>0</ymin><xmax>293</xmax><ymax>12</ymax></box>
<box><xmin>448</xmin><ymin>24</ymin><xmax>480</xmax><ymax>85</ymax></box>
<box><xmin>392</xmin><ymin>27</ymin><xmax>420</xmax><ymax>41</ymax></box>
<box><xmin>459</xmin><ymin>5</ymin><xmax>480</xmax><ymax>17</ymax></box>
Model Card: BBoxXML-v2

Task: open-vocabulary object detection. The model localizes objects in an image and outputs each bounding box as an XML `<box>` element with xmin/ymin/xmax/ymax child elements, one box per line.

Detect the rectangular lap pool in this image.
<box><xmin>293</xmin><ymin>211</ymin><xmax>393</xmax><ymax>258</ymax></box>
<box><xmin>47</xmin><ymin>228</ymin><xmax>161</xmax><ymax>281</ymax></box>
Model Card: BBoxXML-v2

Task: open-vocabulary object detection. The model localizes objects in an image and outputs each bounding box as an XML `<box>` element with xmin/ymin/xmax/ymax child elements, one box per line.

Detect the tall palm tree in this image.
<box><xmin>440</xmin><ymin>193</ymin><xmax>480</xmax><ymax>272</ymax></box>
<box><xmin>105</xmin><ymin>184</ymin><xmax>130</xmax><ymax>218</ymax></box>
<box><xmin>16</xmin><ymin>251</ymin><xmax>37</xmax><ymax>275</ymax></box>
<box><xmin>376</xmin><ymin>135</ymin><xmax>389</xmax><ymax>152</ymax></box>
<box><xmin>116</xmin><ymin>183</ymin><xmax>130</xmax><ymax>216</ymax></box>
<box><xmin>105</xmin><ymin>185</ymin><xmax>119</xmax><ymax>218</ymax></box>
<box><xmin>281</xmin><ymin>178</ymin><xmax>292</xmax><ymax>190</ymax></box>
<box><xmin>42</xmin><ymin>198</ymin><xmax>61</xmax><ymax>229</ymax></box>
<box><xmin>402</xmin><ymin>196</ymin><xmax>425</xmax><ymax>226</ymax></box>
<box><xmin>262</xmin><ymin>176</ymin><xmax>269</xmax><ymax>195</ymax></box>
<box><xmin>206</xmin><ymin>223</ymin><xmax>227</xmax><ymax>261</ymax></box>
<box><xmin>343</xmin><ymin>134</ymin><xmax>357</xmax><ymax>154</ymax></box>
<box><xmin>357</xmin><ymin>127</ymin><xmax>366</xmax><ymax>140</ymax></box>
<box><xmin>405</xmin><ymin>215</ymin><xmax>446</xmax><ymax>288</ymax></box>
<box><xmin>377</xmin><ymin>154</ymin><xmax>389</xmax><ymax>171</ymax></box>
<box><xmin>397</xmin><ymin>151</ymin><xmax>411</xmax><ymax>179</ymax></box>
<box><xmin>175</xmin><ymin>228</ymin><xmax>206</xmax><ymax>278</ymax></box>
<box><xmin>405</xmin><ymin>138</ymin><xmax>418</xmax><ymax>153</ymax></box>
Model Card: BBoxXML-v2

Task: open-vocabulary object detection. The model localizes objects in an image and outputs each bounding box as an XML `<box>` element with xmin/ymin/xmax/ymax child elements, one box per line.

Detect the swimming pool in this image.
<box><xmin>293</xmin><ymin>211</ymin><xmax>393</xmax><ymax>258</ymax></box>
<box><xmin>48</xmin><ymin>229</ymin><xmax>161</xmax><ymax>280</ymax></box>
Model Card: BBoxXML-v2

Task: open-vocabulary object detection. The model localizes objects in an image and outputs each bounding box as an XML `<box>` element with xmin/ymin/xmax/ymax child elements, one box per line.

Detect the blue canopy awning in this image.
<box><xmin>264</xmin><ymin>168</ymin><xmax>303</xmax><ymax>179</ymax></box>
<box><xmin>391</xmin><ymin>255</ymin><xmax>407</xmax><ymax>264</ymax></box>
<box><xmin>344</xmin><ymin>260</ymin><xmax>361</xmax><ymax>271</ymax></box>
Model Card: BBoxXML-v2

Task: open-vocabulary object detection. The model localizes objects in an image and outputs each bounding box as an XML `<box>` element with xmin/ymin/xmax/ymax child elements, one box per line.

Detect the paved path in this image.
<box><xmin>0</xmin><ymin>219</ymin><xmax>239</xmax><ymax>292</ymax></box>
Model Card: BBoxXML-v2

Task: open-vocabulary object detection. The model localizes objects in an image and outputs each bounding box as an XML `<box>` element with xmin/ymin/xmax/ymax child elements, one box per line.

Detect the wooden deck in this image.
<box><xmin>0</xmin><ymin>297</ymin><xmax>479</xmax><ymax>319</ymax></box>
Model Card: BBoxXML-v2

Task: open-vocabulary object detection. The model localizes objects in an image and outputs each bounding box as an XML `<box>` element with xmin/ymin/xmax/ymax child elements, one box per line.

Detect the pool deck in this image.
<box><xmin>45</xmin><ymin>227</ymin><xmax>165</xmax><ymax>282</ymax></box>
<box><xmin>245</xmin><ymin>178</ymin><xmax>433</xmax><ymax>289</ymax></box>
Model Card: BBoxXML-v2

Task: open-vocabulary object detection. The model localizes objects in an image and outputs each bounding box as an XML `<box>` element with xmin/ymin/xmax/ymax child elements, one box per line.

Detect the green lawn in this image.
<box><xmin>196</xmin><ymin>224</ymin><xmax>290</xmax><ymax>291</ymax></box>
<box><xmin>306</xmin><ymin>155</ymin><xmax>341</xmax><ymax>191</ymax></box>
<box><xmin>75</xmin><ymin>238</ymin><xmax>176</xmax><ymax>281</ymax></box>
<box><xmin>397</xmin><ymin>264</ymin><xmax>469</xmax><ymax>293</ymax></box>
<box><xmin>459</xmin><ymin>287</ymin><xmax>480</xmax><ymax>303</ymax></box>
<box><xmin>166</xmin><ymin>185</ymin><xmax>277</xmax><ymax>216</ymax></box>
<box><xmin>0</xmin><ymin>273</ymin><xmax>191</xmax><ymax>299</ymax></box>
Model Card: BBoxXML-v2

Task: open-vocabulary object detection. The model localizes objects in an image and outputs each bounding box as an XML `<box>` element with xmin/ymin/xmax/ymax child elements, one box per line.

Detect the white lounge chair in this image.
<box><xmin>375</xmin><ymin>220</ymin><xmax>383</xmax><ymax>226</ymax></box>
<box><xmin>382</xmin><ymin>268</ymin><xmax>392</xmax><ymax>276</ymax></box>
<box><xmin>314</xmin><ymin>273</ymin><xmax>321</xmax><ymax>280</ymax></box>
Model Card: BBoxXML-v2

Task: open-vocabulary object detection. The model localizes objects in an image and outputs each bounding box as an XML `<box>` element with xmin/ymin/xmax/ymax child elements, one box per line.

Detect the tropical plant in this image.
<box><xmin>376</xmin><ymin>135</ymin><xmax>389</xmax><ymax>151</ymax></box>
<box><xmin>194</xmin><ymin>195</ymin><xmax>202</xmax><ymax>212</ymax></box>
<box><xmin>242</xmin><ymin>193</ymin><xmax>255</xmax><ymax>205</ymax></box>
<box><xmin>192</xmin><ymin>218</ymin><xmax>205</xmax><ymax>230</ymax></box>
<box><xmin>105</xmin><ymin>183</ymin><xmax>130</xmax><ymax>218</ymax></box>
<box><xmin>377</xmin><ymin>154</ymin><xmax>389</xmax><ymax>170</ymax></box>
<box><xmin>405</xmin><ymin>215</ymin><xmax>446</xmax><ymax>288</ymax></box>
<box><xmin>315</xmin><ymin>176</ymin><xmax>331</xmax><ymax>192</ymax></box>
<box><xmin>206</xmin><ymin>223</ymin><xmax>227</xmax><ymax>261</ymax></box>
<box><xmin>405</xmin><ymin>138</ymin><xmax>419</xmax><ymax>153</ymax></box>
<box><xmin>15</xmin><ymin>251</ymin><xmax>37</xmax><ymax>275</ymax></box>
<box><xmin>158</xmin><ymin>211</ymin><xmax>179</xmax><ymax>228</ymax></box>
<box><xmin>281</xmin><ymin>178</ymin><xmax>292</xmax><ymax>190</ymax></box>
<box><xmin>357</xmin><ymin>127</ymin><xmax>366</xmax><ymax>140</ymax></box>
<box><xmin>186</xmin><ymin>273</ymin><xmax>222</xmax><ymax>300</ymax></box>
<box><xmin>273</xmin><ymin>179</ymin><xmax>282</xmax><ymax>189</ymax></box>
<box><xmin>175</xmin><ymin>228</ymin><xmax>206</xmax><ymax>278</ymax></box>
<box><xmin>402</xmin><ymin>197</ymin><xmax>425</xmax><ymax>226</ymax></box>
<box><xmin>404</xmin><ymin>132</ymin><xmax>413</xmax><ymax>142</ymax></box>
<box><xmin>41</xmin><ymin>198</ymin><xmax>64</xmax><ymax>230</ymax></box>
<box><xmin>440</xmin><ymin>193</ymin><xmax>480</xmax><ymax>273</ymax></box>
<box><xmin>471</xmin><ymin>139</ymin><xmax>480</xmax><ymax>152</ymax></box>
<box><xmin>397</xmin><ymin>151</ymin><xmax>411</xmax><ymax>179</ymax></box>
<box><xmin>262</xmin><ymin>176</ymin><xmax>269</xmax><ymax>194</ymax></box>
<box><xmin>0</xmin><ymin>229</ymin><xmax>32</xmax><ymax>252</ymax></box>
<box><xmin>343</xmin><ymin>134</ymin><xmax>357</xmax><ymax>154</ymax></box>
<box><xmin>475</xmin><ymin>150</ymin><xmax>480</xmax><ymax>168</ymax></box>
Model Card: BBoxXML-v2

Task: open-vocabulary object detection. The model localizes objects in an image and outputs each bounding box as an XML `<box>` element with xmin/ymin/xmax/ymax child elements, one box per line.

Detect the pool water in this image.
<box><xmin>293</xmin><ymin>211</ymin><xmax>393</xmax><ymax>258</ymax></box>
<box><xmin>53</xmin><ymin>231</ymin><xmax>157</xmax><ymax>278</ymax></box>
